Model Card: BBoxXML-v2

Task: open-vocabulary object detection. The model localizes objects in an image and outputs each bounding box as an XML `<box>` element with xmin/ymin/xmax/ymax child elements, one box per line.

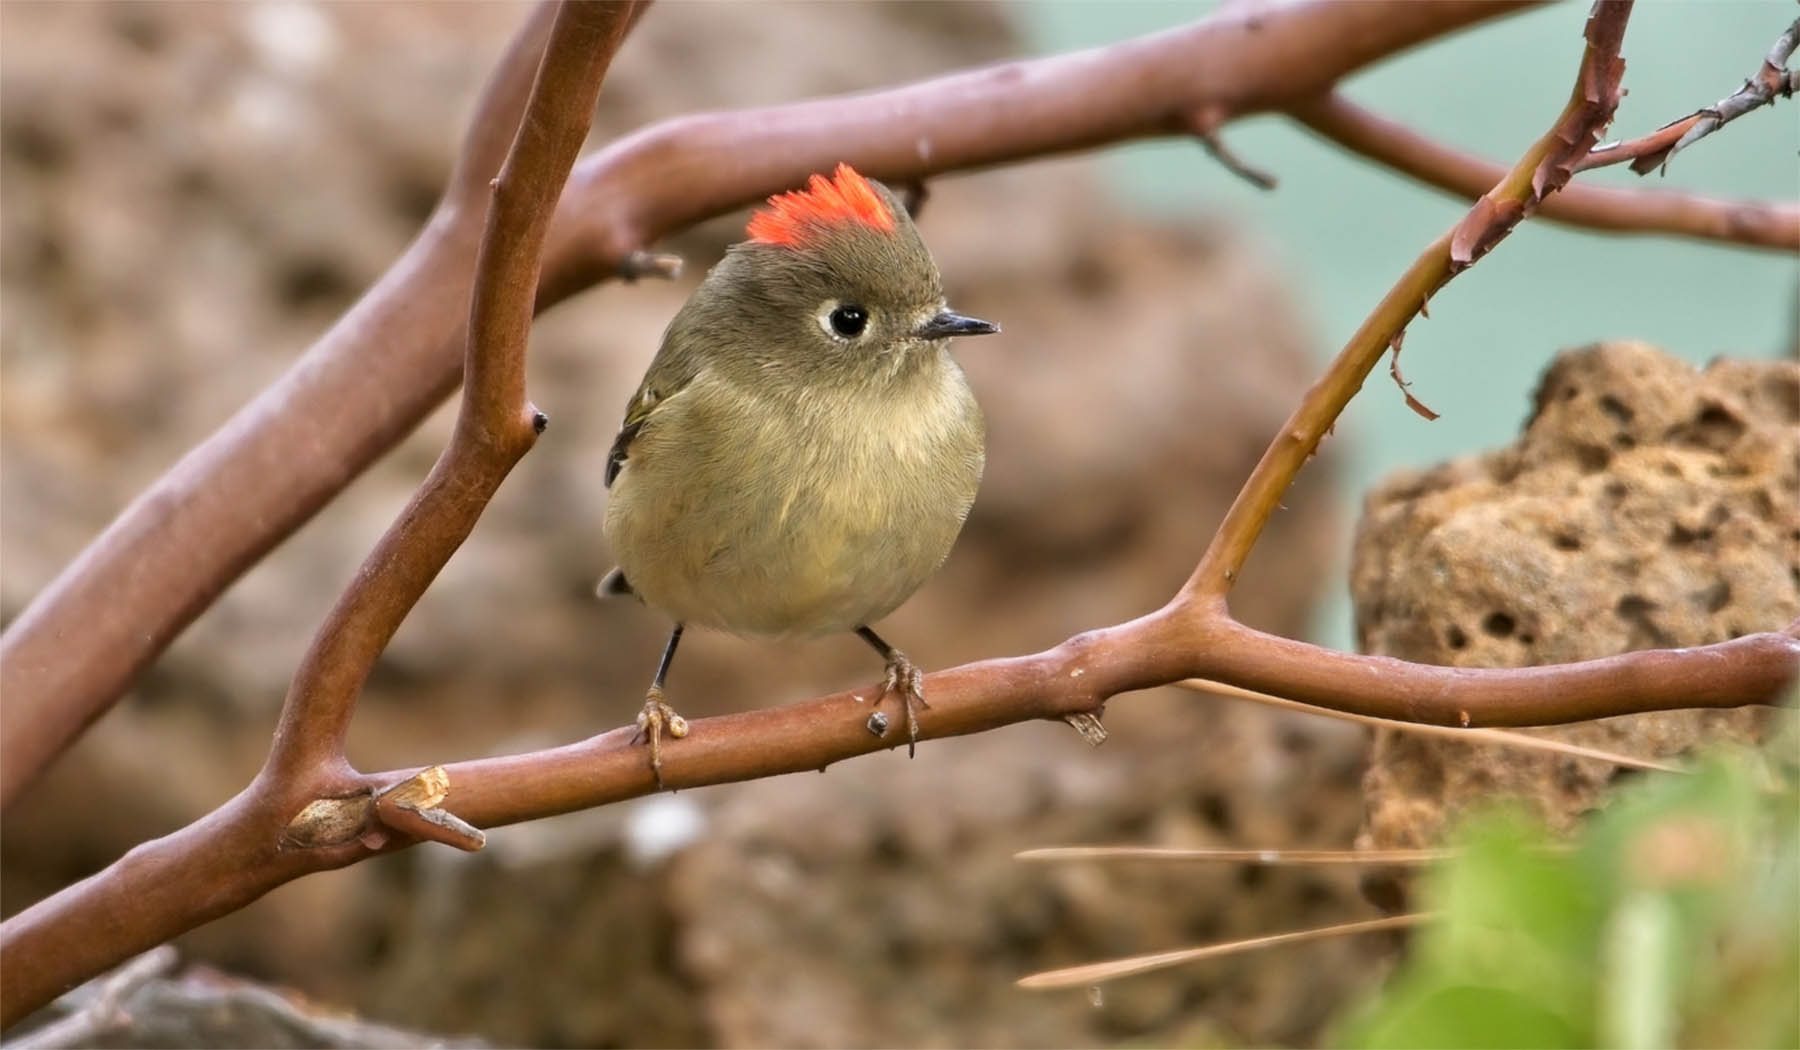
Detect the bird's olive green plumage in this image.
<box><xmin>602</xmin><ymin>176</ymin><xmax>992</xmax><ymax>641</ymax></box>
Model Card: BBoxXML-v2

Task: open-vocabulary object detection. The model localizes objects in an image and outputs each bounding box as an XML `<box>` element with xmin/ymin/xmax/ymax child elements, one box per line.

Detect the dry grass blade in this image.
<box><xmin>1015</xmin><ymin>846</ymin><xmax>1452</xmax><ymax>864</ymax></box>
<box><xmin>1177</xmin><ymin>678</ymin><xmax>1687</xmax><ymax>775</ymax></box>
<box><xmin>1017</xmin><ymin>913</ymin><xmax>1433</xmax><ymax>990</ymax></box>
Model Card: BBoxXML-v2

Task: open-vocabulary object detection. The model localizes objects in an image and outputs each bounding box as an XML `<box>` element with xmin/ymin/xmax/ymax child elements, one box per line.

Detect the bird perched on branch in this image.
<box><xmin>600</xmin><ymin>163</ymin><xmax>999</xmax><ymax>786</ymax></box>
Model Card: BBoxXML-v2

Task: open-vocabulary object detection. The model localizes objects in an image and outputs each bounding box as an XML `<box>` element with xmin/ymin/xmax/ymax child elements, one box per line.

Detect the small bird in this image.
<box><xmin>600</xmin><ymin>163</ymin><xmax>998</xmax><ymax>786</ymax></box>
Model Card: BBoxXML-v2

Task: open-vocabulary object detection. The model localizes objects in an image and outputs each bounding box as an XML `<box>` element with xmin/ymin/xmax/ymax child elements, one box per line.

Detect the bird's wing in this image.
<box><xmin>604</xmin><ymin>388</ymin><xmax>653</xmax><ymax>488</ymax></box>
<box><xmin>605</xmin><ymin>356</ymin><xmax>701</xmax><ymax>488</ymax></box>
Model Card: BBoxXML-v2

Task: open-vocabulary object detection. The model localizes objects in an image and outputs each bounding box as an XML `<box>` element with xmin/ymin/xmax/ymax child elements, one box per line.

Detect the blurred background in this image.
<box><xmin>2</xmin><ymin>2</ymin><xmax>1793</xmax><ymax>1046</ymax></box>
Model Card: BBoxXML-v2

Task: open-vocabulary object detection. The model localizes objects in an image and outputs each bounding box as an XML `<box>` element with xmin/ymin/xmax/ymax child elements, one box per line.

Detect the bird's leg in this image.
<box><xmin>856</xmin><ymin>625</ymin><xmax>927</xmax><ymax>757</ymax></box>
<box><xmin>633</xmin><ymin>624</ymin><xmax>689</xmax><ymax>789</ymax></box>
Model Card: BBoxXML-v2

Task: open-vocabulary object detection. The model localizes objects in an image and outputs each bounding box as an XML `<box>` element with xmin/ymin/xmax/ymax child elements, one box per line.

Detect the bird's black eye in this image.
<box><xmin>828</xmin><ymin>304</ymin><xmax>868</xmax><ymax>338</ymax></box>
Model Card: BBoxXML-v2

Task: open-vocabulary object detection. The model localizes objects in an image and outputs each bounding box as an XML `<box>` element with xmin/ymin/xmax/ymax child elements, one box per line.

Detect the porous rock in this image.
<box><xmin>1352</xmin><ymin>342</ymin><xmax>1797</xmax><ymax>870</ymax></box>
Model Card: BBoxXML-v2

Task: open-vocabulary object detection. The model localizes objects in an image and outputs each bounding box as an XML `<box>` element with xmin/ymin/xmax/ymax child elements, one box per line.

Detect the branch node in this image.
<box><xmin>1063</xmin><ymin>712</ymin><xmax>1109</xmax><ymax>747</ymax></box>
<box><xmin>281</xmin><ymin>793</ymin><xmax>375</xmax><ymax>850</ymax></box>
<box><xmin>532</xmin><ymin>410</ymin><xmax>549</xmax><ymax>434</ymax></box>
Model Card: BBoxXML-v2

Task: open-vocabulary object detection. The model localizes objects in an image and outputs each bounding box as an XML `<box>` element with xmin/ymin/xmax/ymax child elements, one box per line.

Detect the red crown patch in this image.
<box><xmin>747</xmin><ymin>163</ymin><xmax>895</xmax><ymax>247</ymax></box>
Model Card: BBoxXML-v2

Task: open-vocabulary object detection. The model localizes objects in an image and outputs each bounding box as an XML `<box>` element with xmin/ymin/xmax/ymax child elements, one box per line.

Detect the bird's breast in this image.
<box><xmin>605</xmin><ymin>360</ymin><xmax>983</xmax><ymax>637</ymax></box>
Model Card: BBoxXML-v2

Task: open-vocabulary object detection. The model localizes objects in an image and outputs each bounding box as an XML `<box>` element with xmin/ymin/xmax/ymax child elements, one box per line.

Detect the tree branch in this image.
<box><xmin>0</xmin><ymin>0</ymin><xmax>1541</xmax><ymax>810</ymax></box>
<box><xmin>0</xmin><ymin>0</ymin><xmax>575</xmax><ymax>809</ymax></box>
<box><xmin>1579</xmin><ymin>15</ymin><xmax>1798</xmax><ymax>174</ymax></box>
<box><xmin>1</xmin><ymin>0</ymin><xmax>639</xmax><ymax>1025</ymax></box>
<box><xmin>1188</xmin><ymin>0</ymin><xmax>1635</xmax><ymax>597</ymax></box>
<box><xmin>264</xmin><ymin>0</ymin><xmax>627</xmax><ymax>781</ymax></box>
<box><xmin>1288</xmin><ymin>92</ymin><xmax>1799</xmax><ymax>252</ymax></box>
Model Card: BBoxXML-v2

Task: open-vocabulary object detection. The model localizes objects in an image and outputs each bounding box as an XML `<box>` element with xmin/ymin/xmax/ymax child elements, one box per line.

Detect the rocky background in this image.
<box><xmin>1351</xmin><ymin>342</ymin><xmax>1798</xmax><ymax>908</ymax></box>
<box><xmin>2</xmin><ymin>4</ymin><xmax>1374</xmax><ymax>1048</ymax></box>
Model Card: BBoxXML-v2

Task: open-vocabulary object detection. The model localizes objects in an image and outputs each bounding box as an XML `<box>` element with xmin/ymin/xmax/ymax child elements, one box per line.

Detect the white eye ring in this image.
<box><xmin>818</xmin><ymin>300</ymin><xmax>870</xmax><ymax>340</ymax></box>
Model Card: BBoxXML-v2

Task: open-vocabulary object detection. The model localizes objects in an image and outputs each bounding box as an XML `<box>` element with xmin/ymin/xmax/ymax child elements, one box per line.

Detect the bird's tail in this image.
<box><xmin>595</xmin><ymin>567</ymin><xmax>635</xmax><ymax>599</ymax></box>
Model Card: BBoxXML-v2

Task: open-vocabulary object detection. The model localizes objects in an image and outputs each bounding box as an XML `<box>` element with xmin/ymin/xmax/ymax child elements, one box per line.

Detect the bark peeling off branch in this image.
<box><xmin>1579</xmin><ymin>15</ymin><xmax>1800</xmax><ymax>175</ymax></box>
<box><xmin>0</xmin><ymin>0</ymin><xmax>1543</xmax><ymax>809</ymax></box>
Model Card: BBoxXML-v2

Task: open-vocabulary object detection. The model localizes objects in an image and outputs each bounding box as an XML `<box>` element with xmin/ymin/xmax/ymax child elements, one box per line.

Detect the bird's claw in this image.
<box><xmin>633</xmin><ymin>686</ymin><xmax>689</xmax><ymax>790</ymax></box>
<box><xmin>878</xmin><ymin>652</ymin><xmax>928</xmax><ymax>758</ymax></box>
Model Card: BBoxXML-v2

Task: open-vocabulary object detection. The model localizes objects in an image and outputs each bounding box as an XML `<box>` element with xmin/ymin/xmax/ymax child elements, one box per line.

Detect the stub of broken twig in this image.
<box><xmin>375</xmin><ymin>766</ymin><xmax>486</xmax><ymax>852</ymax></box>
<box><xmin>1187</xmin><ymin>105</ymin><xmax>1278</xmax><ymax>190</ymax></box>
<box><xmin>281</xmin><ymin>766</ymin><xmax>484</xmax><ymax>852</ymax></box>
<box><xmin>1063</xmin><ymin>712</ymin><xmax>1109</xmax><ymax>747</ymax></box>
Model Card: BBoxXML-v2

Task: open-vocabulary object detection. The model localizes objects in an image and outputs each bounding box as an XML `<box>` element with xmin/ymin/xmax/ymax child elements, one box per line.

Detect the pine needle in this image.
<box><xmin>1177</xmin><ymin>678</ymin><xmax>1685</xmax><ymax>775</ymax></box>
<box><xmin>1014</xmin><ymin>845</ymin><xmax>1452</xmax><ymax>864</ymax></box>
<box><xmin>1017</xmin><ymin>913</ymin><xmax>1432</xmax><ymax>990</ymax></box>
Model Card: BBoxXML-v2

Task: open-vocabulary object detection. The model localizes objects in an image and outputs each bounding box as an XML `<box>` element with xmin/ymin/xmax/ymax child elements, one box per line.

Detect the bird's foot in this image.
<box><xmin>633</xmin><ymin>685</ymin><xmax>689</xmax><ymax>790</ymax></box>
<box><xmin>877</xmin><ymin>650</ymin><xmax>929</xmax><ymax>758</ymax></box>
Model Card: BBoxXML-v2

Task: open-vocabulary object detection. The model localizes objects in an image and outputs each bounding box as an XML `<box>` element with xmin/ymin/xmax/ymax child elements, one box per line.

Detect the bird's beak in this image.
<box><xmin>916</xmin><ymin>310</ymin><xmax>1000</xmax><ymax>341</ymax></box>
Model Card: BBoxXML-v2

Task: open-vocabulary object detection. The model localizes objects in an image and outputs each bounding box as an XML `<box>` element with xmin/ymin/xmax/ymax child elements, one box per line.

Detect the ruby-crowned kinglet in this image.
<box><xmin>599</xmin><ymin>163</ymin><xmax>998</xmax><ymax>785</ymax></box>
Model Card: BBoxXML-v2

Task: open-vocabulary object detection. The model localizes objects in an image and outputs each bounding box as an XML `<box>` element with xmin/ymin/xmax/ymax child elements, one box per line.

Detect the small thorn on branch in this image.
<box><xmin>1063</xmin><ymin>711</ymin><xmax>1108</xmax><ymax>746</ymax></box>
<box><xmin>1187</xmin><ymin>107</ymin><xmax>1278</xmax><ymax>190</ymax></box>
<box><xmin>375</xmin><ymin>766</ymin><xmax>486</xmax><ymax>852</ymax></box>
<box><xmin>617</xmin><ymin>250</ymin><xmax>684</xmax><ymax>282</ymax></box>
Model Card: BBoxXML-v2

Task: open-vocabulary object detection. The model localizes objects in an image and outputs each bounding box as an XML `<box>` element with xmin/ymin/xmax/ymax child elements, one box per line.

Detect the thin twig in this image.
<box><xmin>1188</xmin><ymin>0</ymin><xmax>1636</xmax><ymax>597</ymax></box>
<box><xmin>1288</xmin><ymin>92</ymin><xmax>1798</xmax><ymax>252</ymax></box>
<box><xmin>1580</xmin><ymin>15</ymin><xmax>1799</xmax><ymax>174</ymax></box>
<box><xmin>8</xmin><ymin>948</ymin><xmax>179</xmax><ymax>1050</ymax></box>
<box><xmin>1016</xmin><ymin>913</ymin><xmax>1433</xmax><ymax>990</ymax></box>
<box><xmin>1189</xmin><ymin>105</ymin><xmax>1279</xmax><ymax>189</ymax></box>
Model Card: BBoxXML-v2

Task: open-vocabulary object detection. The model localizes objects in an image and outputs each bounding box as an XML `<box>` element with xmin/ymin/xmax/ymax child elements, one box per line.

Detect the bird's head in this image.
<box><xmin>691</xmin><ymin>164</ymin><xmax>998</xmax><ymax>387</ymax></box>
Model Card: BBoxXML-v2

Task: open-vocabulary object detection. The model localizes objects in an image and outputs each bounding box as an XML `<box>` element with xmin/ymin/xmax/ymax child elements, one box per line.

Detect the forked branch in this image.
<box><xmin>0</xmin><ymin>0</ymin><xmax>640</xmax><ymax>1025</ymax></box>
<box><xmin>1580</xmin><ymin>15</ymin><xmax>1799</xmax><ymax>174</ymax></box>
<box><xmin>1188</xmin><ymin>0</ymin><xmax>1632</xmax><ymax>597</ymax></box>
